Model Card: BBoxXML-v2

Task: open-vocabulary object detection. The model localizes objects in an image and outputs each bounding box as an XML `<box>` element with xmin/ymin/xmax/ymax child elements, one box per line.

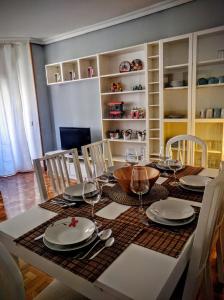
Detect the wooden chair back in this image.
<box><xmin>33</xmin><ymin>149</ymin><xmax>82</xmax><ymax>201</ymax></box>
<box><xmin>82</xmin><ymin>140</ymin><xmax>113</xmax><ymax>178</ymax></box>
<box><xmin>182</xmin><ymin>173</ymin><xmax>224</xmax><ymax>299</ymax></box>
<box><xmin>165</xmin><ymin>134</ymin><xmax>207</xmax><ymax>167</ymax></box>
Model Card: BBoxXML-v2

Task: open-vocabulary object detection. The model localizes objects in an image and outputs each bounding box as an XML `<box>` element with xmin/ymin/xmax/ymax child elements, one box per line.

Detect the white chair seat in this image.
<box><xmin>34</xmin><ymin>279</ymin><xmax>88</xmax><ymax>300</ymax></box>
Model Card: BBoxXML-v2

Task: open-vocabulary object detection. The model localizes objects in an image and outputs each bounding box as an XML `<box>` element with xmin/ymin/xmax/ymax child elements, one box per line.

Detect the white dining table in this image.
<box><xmin>0</xmin><ymin>168</ymin><xmax>218</xmax><ymax>300</ymax></box>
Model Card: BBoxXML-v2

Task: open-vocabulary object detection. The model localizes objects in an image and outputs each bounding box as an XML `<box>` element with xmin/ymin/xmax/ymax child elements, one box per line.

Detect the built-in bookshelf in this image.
<box><xmin>45</xmin><ymin>25</ymin><xmax>224</xmax><ymax>168</ymax></box>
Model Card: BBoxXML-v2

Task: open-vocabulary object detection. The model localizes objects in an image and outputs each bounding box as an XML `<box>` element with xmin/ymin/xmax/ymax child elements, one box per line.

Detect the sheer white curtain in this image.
<box><xmin>0</xmin><ymin>42</ymin><xmax>42</xmax><ymax>176</ymax></box>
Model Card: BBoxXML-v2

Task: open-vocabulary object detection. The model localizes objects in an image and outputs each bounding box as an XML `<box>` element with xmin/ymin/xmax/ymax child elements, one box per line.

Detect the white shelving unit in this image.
<box><xmin>192</xmin><ymin>26</ymin><xmax>224</xmax><ymax>168</ymax></box>
<box><xmin>147</xmin><ymin>41</ymin><xmax>162</xmax><ymax>158</ymax></box>
<box><xmin>45</xmin><ymin>25</ymin><xmax>224</xmax><ymax>167</ymax></box>
<box><xmin>98</xmin><ymin>44</ymin><xmax>147</xmax><ymax>162</ymax></box>
<box><xmin>45</xmin><ymin>55</ymin><xmax>98</xmax><ymax>85</ymax></box>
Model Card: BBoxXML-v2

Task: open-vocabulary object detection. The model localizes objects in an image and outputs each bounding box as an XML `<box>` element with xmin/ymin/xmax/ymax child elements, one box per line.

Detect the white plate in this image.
<box><xmin>146</xmin><ymin>208</ymin><xmax>195</xmax><ymax>227</ymax></box>
<box><xmin>179</xmin><ymin>183</ymin><xmax>204</xmax><ymax>193</ymax></box>
<box><xmin>149</xmin><ymin>199</ymin><xmax>194</xmax><ymax>220</ymax></box>
<box><xmin>64</xmin><ymin>183</ymin><xmax>96</xmax><ymax>198</ymax></box>
<box><xmin>43</xmin><ymin>230</ymin><xmax>98</xmax><ymax>252</ymax></box>
<box><xmin>156</xmin><ymin>161</ymin><xmax>184</xmax><ymax>171</ymax></box>
<box><xmin>44</xmin><ymin>217</ymin><xmax>95</xmax><ymax>246</ymax></box>
<box><xmin>62</xmin><ymin>194</ymin><xmax>84</xmax><ymax>202</ymax></box>
<box><xmin>179</xmin><ymin>175</ymin><xmax>211</xmax><ymax>188</ymax></box>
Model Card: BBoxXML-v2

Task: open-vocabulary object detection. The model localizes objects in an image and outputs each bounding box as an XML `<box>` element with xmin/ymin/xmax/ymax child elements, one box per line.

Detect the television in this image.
<box><xmin>59</xmin><ymin>127</ymin><xmax>91</xmax><ymax>154</ymax></box>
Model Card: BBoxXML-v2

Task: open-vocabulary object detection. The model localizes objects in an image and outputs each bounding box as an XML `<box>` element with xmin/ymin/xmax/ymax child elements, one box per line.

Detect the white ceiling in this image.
<box><xmin>0</xmin><ymin>0</ymin><xmax>190</xmax><ymax>43</ymax></box>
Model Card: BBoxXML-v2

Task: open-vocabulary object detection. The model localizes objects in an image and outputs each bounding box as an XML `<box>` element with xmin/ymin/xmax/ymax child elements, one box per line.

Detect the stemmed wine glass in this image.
<box><xmin>82</xmin><ymin>179</ymin><xmax>102</xmax><ymax>227</ymax></box>
<box><xmin>167</xmin><ymin>159</ymin><xmax>183</xmax><ymax>186</ymax></box>
<box><xmin>158</xmin><ymin>146</ymin><xmax>170</xmax><ymax>176</ymax></box>
<box><xmin>125</xmin><ymin>148</ymin><xmax>138</xmax><ymax>165</ymax></box>
<box><xmin>130</xmin><ymin>166</ymin><xmax>149</xmax><ymax>215</ymax></box>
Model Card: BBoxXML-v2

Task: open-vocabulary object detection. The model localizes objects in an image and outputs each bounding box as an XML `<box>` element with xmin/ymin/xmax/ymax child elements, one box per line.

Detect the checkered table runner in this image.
<box><xmin>15</xmin><ymin>166</ymin><xmax>202</xmax><ymax>282</ymax></box>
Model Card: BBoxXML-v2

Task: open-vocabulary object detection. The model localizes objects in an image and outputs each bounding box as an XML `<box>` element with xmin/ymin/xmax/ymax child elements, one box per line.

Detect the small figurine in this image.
<box><xmin>111</xmin><ymin>82</ymin><xmax>123</xmax><ymax>92</ymax></box>
<box><xmin>87</xmin><ymin>66</ymin><xmax>94</xmax><ymax>78</ymax></box>
<box><xmin>108</xmin><ymin>130</ymin><xmax>120</xmax><ymax>139</ymax></box>
<box><xmin>133</xmin><ymin>84</ymin><xmax>143</xmax><ymax>90</ymax></box>
<box><xmin>130</xmin><ymin>107</ymin><xmax>145</xmax><ymax>119</ymax></box>
<box><xmin>122</xmin><ymin>129</ymin><xmax>132</xmax><ymax>140</ymax></box>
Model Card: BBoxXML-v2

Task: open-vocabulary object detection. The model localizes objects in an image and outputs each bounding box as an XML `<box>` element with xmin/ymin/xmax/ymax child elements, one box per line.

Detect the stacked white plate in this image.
<box><xmin>179</xmin><ymin>175</ymin><xmax>211</xmax><ymax>193</ymax></box>
<box><xmin>146</xmin><ymin>199</ymin><xmax>195</xmax><ymax>226</ymax></box>
<box><xmin>63</xmin><ymin>182</ymin><xmax>97</xmax><ymax>202</ymax></box>
<box><xmin>156</xmin><ymin>160</ymin><xmax>184</xmax><ymax>172</ymax></box>
<box><xmin>43</xmin><ymin>217</ymin><xmax>97</xmax><ymax>252</ymax></box>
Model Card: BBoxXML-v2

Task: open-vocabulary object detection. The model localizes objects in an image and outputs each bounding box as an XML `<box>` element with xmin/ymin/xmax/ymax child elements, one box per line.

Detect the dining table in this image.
<box><xmin>0</xmin><ymin>166</ymin><xmax>219</xmax><ymax>300</ymax></box>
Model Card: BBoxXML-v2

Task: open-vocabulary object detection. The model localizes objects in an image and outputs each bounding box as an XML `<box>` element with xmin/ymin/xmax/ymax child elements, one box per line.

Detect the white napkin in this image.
<box><xmin>96</xmin><ymin>202</ymin><xmax>130</xmax><ymax>220</ymax></box>
<box><xmin>198</xmin><ymin>168</ymin><xmax>218</xmax><ymax>178</ymax></box>
<box><xmin>156</xmin><ymin>177</ymin><xmax>168</xmax><ymax>185</ymax></box>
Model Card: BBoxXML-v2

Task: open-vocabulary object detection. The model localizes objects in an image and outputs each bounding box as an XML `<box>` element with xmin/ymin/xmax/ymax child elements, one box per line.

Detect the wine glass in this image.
<box><xmin>167</xmin><ymin>159</ymin><xmax>183</xmax><ymax>186</ymax></box>
<box><xmin>82</xmin><ymin>179</ymin><xmax>102</xmax><ymax>227</ymax></box>
<box><xmin>125</xmin><ymin>148</ymin><xmax>138</xmax><ymax>165</ymax></box>
<box><xmin>130</xmin><ymin>166</ymin><xmax>149</xmax><ymax>215</ymax></box>
<box><xmin>138</xmin><ymin>147</ymin><xmax>146</xmax><ymax>165</ymax></box>
<box><xmin>159</xmin><ymin>146</ymin><xmax>170</xmax><ymax>176</ymax></box>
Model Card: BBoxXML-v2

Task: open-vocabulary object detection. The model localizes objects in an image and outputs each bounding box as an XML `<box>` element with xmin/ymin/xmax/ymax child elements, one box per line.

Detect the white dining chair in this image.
<box><xmin>165</xmin><ymin>134</ymin><xmax>208</xmax><ymax>167</ymax></box>
<box><xmin>82</xmin><ymin>139</ymin><xmax>113</xmax><ymax>178</ymax></box>
<box><xmin>33</xmin><ymin>148</ymin><xmax>83</xmax><ymax>201</ymax></box>
<box><xmin>0</xmin><ymin>242</ymin><xmax>87</xmax><ymax>300</ymax></box>
<box><xmin>216</xmin><ymin>161</ymin><xmax>224</xmax><ymax>284</ymax></box>
<box><xmin>182</xmin><ymin>173</ymin><xmax>224</xmax><ymax>300</ymax></box>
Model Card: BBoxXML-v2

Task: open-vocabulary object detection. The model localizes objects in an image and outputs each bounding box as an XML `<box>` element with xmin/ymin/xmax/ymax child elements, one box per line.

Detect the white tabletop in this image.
<box><xmin>0</xmin><ymin>168</ymin><xmax>216</xmax><ymax>300</ymax></box>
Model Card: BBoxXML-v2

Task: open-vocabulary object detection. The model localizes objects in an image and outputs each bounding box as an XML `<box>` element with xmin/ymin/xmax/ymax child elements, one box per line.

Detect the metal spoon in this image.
<box><xmin>76</xmin><ymin>229</ymin><xmax>112</xmax><ymax>260</ymax></box>
<box><xmin>89</xmin><ymin>237</ymin><xmax>115</xmax><ymax>260</ymax></box>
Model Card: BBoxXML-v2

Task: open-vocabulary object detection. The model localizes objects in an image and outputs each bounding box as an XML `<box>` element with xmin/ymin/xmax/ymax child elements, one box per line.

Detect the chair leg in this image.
<box><xmin>216</xmin><ymin>224</ymin><xmax>224</xmax><ymax>283</ymax></box>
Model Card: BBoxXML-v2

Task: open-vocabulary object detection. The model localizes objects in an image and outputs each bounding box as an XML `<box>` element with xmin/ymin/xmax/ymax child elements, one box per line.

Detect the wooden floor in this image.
<box><xmin>0</xmin><ymin>171</ymin><xmax>224</xmax><ymax>299</ymax></box>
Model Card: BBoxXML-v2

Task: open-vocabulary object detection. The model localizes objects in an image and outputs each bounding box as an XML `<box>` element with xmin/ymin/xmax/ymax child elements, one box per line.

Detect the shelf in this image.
<box><xmin>195</xmin><ymin>118</ymin><xmax>224</xmax><ymax>123</ymax></box>
<box><xmin>148</xmin><ymin>82</ymin><xmax>159</xmax><ymax>84</ymax></box>
<box><xmin>164</xmin><ymin>63</ymin><xmax>188</xmax><ymax>70</ymax></box>
<box><xmin>149</xmin><ymin>137</ymin><xmax>160</xmax><ymax>140</ymax></box>
<box><xmin>197</xmin><ymin>83</ymin><xmax>224</xmax><ymax>88</ymax></box>
<box><xmin>164</xmin><ymin>86</ymin><xmax>188</xmax><ymax>90</ymax></box>
<box><xmin>108</xmin><ymin>139</ymin><xmax>146</xmax><ymax>144</ymax></box>
<box><xmin>148</xmin><ymin>68</ymin><xmax>159</xmax><ymax>72</ymax></box>
<box><xmin>102</xmin><ymin>118</ymin><xmax>146</xmax><ymax>121</ymax></box>
<box><xmin>149</xmin><ymin>104</ymin><xmax>160</xmax><ymax>107</ymax></box>
<box><xmin>62</xmin><ymin>77</ymin><xmax>98</xmax><ymax>84</ymax></box>
<box><xmin>149</xmin><ymin>91</ymin><xmax>159</xmax><ymax>95</ymax></box>
<box><xmin>101</xmin><ymin>90</ymin><xmax>145</xmax><ymax>95</ymax></box>
<box><xmin>195</xmin><ymin>149</ymin><xmax>222</xmax><ymax>154</ymax></box>
<box><xmin>149</xmin><ymin>118</ymin><xmax>160</xmax><ymax>121</ymax></box>
<box><xmin>112</xmin><ymin>155</ymin><xmax>126</xmax><ymax>162</ymax></box>
<box><xmin>149</xmin><ymin>128</ymin><xmax>160</xmax><ymax>131</ymax></box>
<box><xmin>148</xmin><ymin>55</ymin><xmax>159</xmax><ymax>59</ymax></box>
<box><xmin>197</xmin><ymin>58</ymin><xmax>224</xmax><ymax>66</ymax></box>
<box><xmin>163</xmin><ymin>118</ymin><xmax>188</xmax><ymax>122</ymax></box>
<box><xmin>100</xmin><ymin>70</ymin><xmax>145</xmax><ymax>78</ymax></box>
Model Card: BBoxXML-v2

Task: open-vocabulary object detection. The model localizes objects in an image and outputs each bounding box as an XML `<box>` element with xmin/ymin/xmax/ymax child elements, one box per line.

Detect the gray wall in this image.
<box><xmin>34</xmin><ymin>0</ymin><xmax>224</xmax><ymax>150</ymax></box>
<box><xmin>31</xmin><ymin>44</ymin><xmax>54</xmax><ymax>152</ymax></box>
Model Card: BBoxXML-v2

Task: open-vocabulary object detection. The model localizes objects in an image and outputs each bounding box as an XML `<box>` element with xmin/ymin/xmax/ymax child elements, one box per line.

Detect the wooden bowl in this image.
<box><xmin>113</xmin><ymin>166</ymin><xmax>160</xmax><ymax>194</ymax></box>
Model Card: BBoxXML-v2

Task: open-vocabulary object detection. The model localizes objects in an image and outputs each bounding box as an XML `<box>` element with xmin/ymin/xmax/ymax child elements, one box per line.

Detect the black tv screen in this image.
<box><xmin>59</xmin><ymin>127</ymin><xmax>91</xmax><ymax>154</ymax></box>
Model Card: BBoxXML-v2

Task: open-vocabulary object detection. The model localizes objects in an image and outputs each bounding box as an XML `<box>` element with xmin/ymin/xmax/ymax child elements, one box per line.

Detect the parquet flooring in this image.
<box><xmin>0</xmin><ymin>171</ymin><xmax>223</xmax><ymax>299</ymax></box>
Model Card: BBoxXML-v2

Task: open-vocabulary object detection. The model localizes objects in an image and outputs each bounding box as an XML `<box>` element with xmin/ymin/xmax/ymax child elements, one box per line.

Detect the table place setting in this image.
<box><xmin>15</xmin><ymin>162</ymin><xmax>215</xmax><ymax>282</ymax></box>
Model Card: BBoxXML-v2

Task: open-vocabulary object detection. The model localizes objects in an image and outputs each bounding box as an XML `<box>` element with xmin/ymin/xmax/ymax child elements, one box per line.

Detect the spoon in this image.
<box><xmin>76</xmin><ymin>229</ymin><xmax>112</xmax><ymax>260</ymax></box>
<box><xmin>89</xmin><ymin>237</ymin><xmax>115</xmax><ymax>260</ymax></box>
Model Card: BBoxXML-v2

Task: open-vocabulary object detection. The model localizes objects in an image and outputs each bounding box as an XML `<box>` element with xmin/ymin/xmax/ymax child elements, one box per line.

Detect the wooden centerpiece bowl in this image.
<box><xmin>113</xmin><ymin>166</ymin><xmax>160</xmax><ymax>194</ymax></box>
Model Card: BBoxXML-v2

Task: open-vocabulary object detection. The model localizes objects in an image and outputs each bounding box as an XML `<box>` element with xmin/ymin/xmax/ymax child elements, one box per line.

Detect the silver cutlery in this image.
<box><xmin>34</xmin><ymin>233</ymin><xmax>44</xmax><ymax>241</ymax></box>
<box><xmin>89</xmin><ymin>237</ymin><xmax>115</xmax><ymax>260</ymax></box>
<box><xmin>75</xmin><ymin>228</ymin><xmax>112</xmax><ymax>260</ymax></box>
